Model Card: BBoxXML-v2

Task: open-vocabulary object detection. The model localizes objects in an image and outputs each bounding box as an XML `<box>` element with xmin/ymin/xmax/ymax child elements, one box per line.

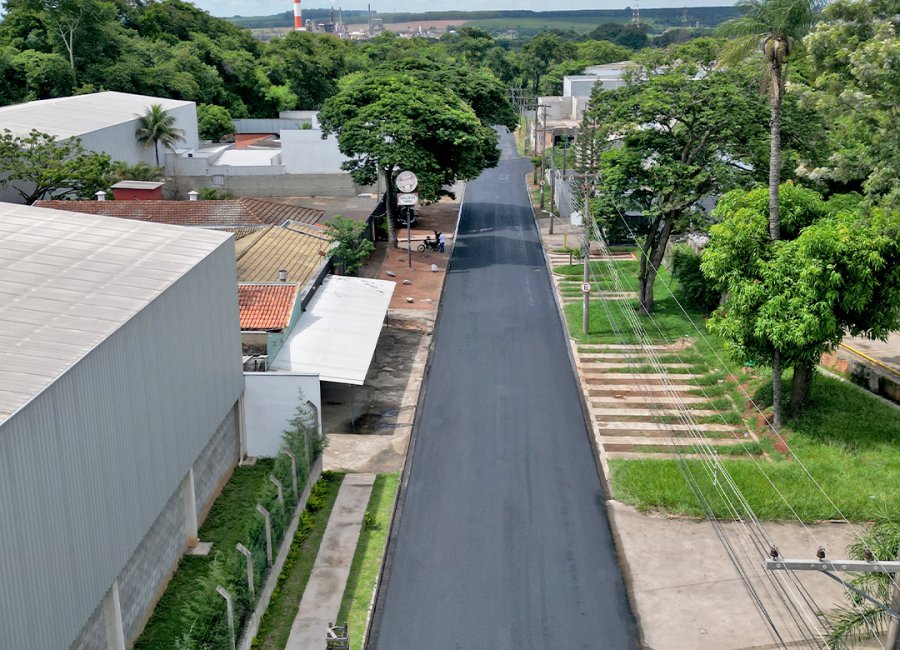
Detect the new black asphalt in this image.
<box><xmin>368</xmin><ymin>132</ymin><xmax>638</xmax><ymax>649</ymax></box>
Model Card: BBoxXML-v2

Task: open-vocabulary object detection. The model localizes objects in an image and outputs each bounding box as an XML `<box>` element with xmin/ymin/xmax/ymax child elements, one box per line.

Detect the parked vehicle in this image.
<box><xmin>418</xmin><ymin>231</ymin><xmax>442</xmax><ymax>252</ymax></box>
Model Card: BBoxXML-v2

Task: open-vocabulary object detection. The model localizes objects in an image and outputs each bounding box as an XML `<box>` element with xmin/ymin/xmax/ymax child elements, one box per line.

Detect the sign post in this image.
<box><xmin>396</xmin><ymin>172</ymin><xmax>420</xmax><ymax>271</ymax></box>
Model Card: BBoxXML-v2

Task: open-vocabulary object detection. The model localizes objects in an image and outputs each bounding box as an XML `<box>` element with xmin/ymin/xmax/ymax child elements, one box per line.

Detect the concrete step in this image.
<box><xmin>595</xmin><ymin>421</ymin><xmax>743</xmax><ymax>436</ymax></box>
<box><xmin>592</xmin><ymin>407</ymin><xmax>721</xmax><ymax>418</ymax></box>
<box><xmin>582</xmin><ymin>373</ymin><xmax>704</xmax><ymax>383</ymax></box>
<box><xmin>597</xmin><ymin>435</ymin><xmax>745</xmax><ymax>446</ymax></box>
<box><xmin>588</xmin><ymin>392</ymin><xmax>709</xmax><ymax>408</ymax></box>
<box><xmin>582</xmin><ymin>363</ymin><xmax>695</xmax><ymax>372</ymax></box>
<box><xmin>578</xmin><ymin>343</ymin><xmax>686</xmax><ymax>351</ymax></box>
<box><xmin>578</xmin><ymin>352</ymin><xmax>674</xmax><ymax>361</ymax></box>
<box><xmin>603</xmin><ymin>449</ymin><xmax>749</xmax><ymax>459</ymax></box>
<box><xmin>588</xmin><ymin>384</ymin><xmax>709</xmax><ymax>394</ymax></box>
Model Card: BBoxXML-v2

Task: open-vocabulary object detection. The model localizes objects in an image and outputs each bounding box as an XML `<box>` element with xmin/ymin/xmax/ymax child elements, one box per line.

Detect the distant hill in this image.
<box><xmin>226</xmin><ymin>7</ymin><xmax>742</xmax><ymax>32</ymax></box>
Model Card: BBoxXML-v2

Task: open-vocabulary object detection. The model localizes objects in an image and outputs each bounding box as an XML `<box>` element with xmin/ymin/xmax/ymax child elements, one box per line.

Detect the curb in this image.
<box><xmin>362</xmin><ymin>183</ymin><xmax>466</xmax><ymax>650</ymax></box>
<box><xmin>524</xmin><ymin>172</ymin><xmax>646</xmax><ymax>649</ymax></box>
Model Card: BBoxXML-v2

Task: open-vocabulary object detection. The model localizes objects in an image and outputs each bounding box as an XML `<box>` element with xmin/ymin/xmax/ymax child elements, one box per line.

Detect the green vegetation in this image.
<box><xmin>610</xmin><ymin>371</ymin><xmax>900</xmax><ymax>522</ymax></box>
<box><xmin>337</xmin><ymin>474</ymin><xmax>401</xmax><ymax>650</ymax></box>
<box><xmin>252</xmin><ymin>472</ymin><xmax>344</xmax><ymax>650</ymax></box>
<box><xmin>0</xmin><ymin>128</ymin><xmax>111</xmax><ymax>203</ymax></box>
<box><xmin>136</xmin><ymin>398</ymin><xmax>326</xmax><ymax>649</ymax></box>
<box><xmin>135</xmin><ymin>461</ymin><xmax>276</xmax><ymax>650</ymax></box>
<box><xmin>325</xmin><ymin>216</ymin><xmax>376</xmax><ymax>276</ymax></box>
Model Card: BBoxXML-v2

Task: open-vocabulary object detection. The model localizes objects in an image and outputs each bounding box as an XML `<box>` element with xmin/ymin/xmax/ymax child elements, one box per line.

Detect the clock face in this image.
<box><xmin>396</xmin><ymin>171</ymin><xmax>418</xmax><ymax>193</ymax></box>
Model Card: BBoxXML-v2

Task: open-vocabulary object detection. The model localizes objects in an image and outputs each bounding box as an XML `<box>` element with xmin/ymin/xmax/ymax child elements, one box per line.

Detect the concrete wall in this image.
<box><xmin>81</xmin><ymin>103</ymin><xmax>200</xmax><ymax>166</ymax></box>
<box><xmin>0</xmin><ymin>241</ymin><xmax>243</xmax><ymax>650</ymax></box>
<box><xmin>243</xmin><ymin>373</ymin><xmax>322</xmax><ymax>458</ymax></box>
<box><xmin>233</xmin><ymin>118</ymin><xmax>311</xmax><ymax>133</ymax></box>
<box><xmin>181</xmin><ymin>171</ymin><xmax>371</xmax><ymax>198</ymax></box>
<box><xmin>281</xmin><ymin>130</ymin><xmax>350</xmax><ymax>174</ymax></box>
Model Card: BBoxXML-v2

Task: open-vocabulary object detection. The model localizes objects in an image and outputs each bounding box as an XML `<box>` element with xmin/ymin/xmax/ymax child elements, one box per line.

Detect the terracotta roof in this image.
<box><xmin>238</xmin><ymin>283</ymin><xmax>299</xmax><ymax>330</ymax></box>
<box><xmin>33</xmin><ymin>197</ymin><xmax>325</xmax><ymax>228</ymax></box>
<box><xmin>235</xmin><ymin>225</ymin><xmax>333</xmax><ymax>285</ymax></box>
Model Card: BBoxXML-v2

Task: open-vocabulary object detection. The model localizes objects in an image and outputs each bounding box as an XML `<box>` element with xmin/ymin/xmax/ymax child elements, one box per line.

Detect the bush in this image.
<box><xmin>672</xmin><ymin>245</ymin><xmax>720</xmax><ymax>313</ymax></box>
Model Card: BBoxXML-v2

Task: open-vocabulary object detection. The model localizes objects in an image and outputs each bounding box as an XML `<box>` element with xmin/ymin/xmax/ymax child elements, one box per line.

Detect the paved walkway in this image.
<box><xmin>286</xmin><ymin>474</ymin><xmax>375</xmax><ymax>650</ymax></box>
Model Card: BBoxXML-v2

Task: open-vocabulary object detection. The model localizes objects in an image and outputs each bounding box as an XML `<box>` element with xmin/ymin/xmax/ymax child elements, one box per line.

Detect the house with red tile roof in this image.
<box><xmin>33</xmin><ymin>197</ymin><xmax>325</xmax><ymax>227</ymax></box>
<box><xmin>238</xmin><ymin>283</ymin><xmax>303</xmax><ymax>358</ymax></box>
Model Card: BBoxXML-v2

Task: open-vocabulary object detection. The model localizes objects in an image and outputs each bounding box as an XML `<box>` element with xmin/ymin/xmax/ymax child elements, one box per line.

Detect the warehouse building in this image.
<box><xmin>0</xmin><ymin>203</ymin><xmax>244</xmax><ymax>649</ymax></box>
<box><xmin>0</xmin><ymin>91</ymin><xmax>199</xmax><ymax>203</ymax></box>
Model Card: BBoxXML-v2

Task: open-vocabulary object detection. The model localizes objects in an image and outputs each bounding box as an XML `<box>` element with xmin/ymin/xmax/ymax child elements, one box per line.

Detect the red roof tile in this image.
<box><xmin>34</xmin><ymin>197</ymin><xmax>324</xmax><ymax>228</ymax></box>
<box><xmin>238</xmin><ymin>283</ymin><xmax>299</xmax><ymax>330</ymax></box>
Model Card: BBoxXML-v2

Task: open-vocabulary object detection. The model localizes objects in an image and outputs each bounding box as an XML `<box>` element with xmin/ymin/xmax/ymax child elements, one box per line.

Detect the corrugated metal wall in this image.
<box><xmin>0</xmin><ymin>241</ymin><xmax>243</xmax><ymax>650</ymax></box>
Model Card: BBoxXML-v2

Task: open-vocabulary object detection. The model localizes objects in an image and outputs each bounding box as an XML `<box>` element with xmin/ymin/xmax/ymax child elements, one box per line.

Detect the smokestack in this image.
<box><xmin>95</xmin><ymin>190</ymin><xmax>106</xmax><ymax>201</ymax></box>
<box><xmin>293</xmin><ymin>0</ymin><xmax>303</xmax><ymax>30</ymax></box>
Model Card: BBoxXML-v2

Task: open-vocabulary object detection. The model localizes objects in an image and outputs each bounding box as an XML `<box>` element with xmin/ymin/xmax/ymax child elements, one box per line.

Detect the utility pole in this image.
<box><xmin>765</xmin><ymin>550</ymin><xmax>900</xmax><ymax>649</ymax></box>
<box><xmin>582</xmin><ymin>179</ymin><xmax>591</xmax><ymax>335</ymax></box>
<box><xmin>532</xmin><ymin>102</ymin><xmax>545</xmax><ymax>184</ymax></box>
<box><xmin>548</xmin><ymin>133</ymin><xmax>556</xmax><ymax>235</ymax></box>
<box><xmin>539</xmin><ymin>105</ymin><xmax>548</xmax><ymax>210</ymax></box>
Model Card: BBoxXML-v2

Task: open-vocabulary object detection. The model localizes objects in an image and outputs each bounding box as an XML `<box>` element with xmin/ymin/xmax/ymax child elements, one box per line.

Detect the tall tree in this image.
<box><xmin>319</xmin><ymin>72</ymin><xmax>499</xmax><ymax>243</ymax></box>
<box><xmin>579</xmin><ymin>45</ymin><xmax>769</xmax><ymax>314</ymax></box>
<box><xmin>718</xmin><ymin>0</ymin><xmax>821</xmax><ymax>429</ymax></box>
<box><xmin>135</xmin><ymin>104</ymin><xmax>185</xmax><ymax>168</ymax></box>
<box><xmin>701</xmin><ymin>184</ymin><xmax>900</xmax><ymax>413</ymax></box>
<box><xmin>0</xmin><ymin>128</ymin><xmax>111</xmax><ymax>203</ymax></box>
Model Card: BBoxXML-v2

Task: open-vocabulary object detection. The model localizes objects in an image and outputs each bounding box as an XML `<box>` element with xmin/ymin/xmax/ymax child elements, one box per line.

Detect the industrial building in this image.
<box><xmin>0</xmin><ymin>91</ymin><xmax>199</xmax><ymax>203</ymax></box>
<box><xmin>0</xmin><ymin>203</ymin><xmax>244</xmax><ymax>649</ymax></box>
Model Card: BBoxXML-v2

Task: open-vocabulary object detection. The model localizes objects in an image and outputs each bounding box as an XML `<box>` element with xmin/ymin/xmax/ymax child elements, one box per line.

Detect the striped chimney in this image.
<box><xmin>293</xmin><ymin>0</ymin><xmax>303</xmax><ymax>30</ymax></box>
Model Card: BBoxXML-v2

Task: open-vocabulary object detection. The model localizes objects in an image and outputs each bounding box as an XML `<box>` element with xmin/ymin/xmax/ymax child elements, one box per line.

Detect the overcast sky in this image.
<box><xmin>198</xmin><ymin>0</ymin><xmax>737</xmax><ymax>18</ymax></box>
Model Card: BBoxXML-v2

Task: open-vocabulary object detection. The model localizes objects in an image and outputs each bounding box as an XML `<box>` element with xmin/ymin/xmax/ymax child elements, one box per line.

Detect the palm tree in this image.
<box><xmin>718</xmin><ymin>0</ymin><xmax>819</xmax><ymax>431</ymax></box>
<box><xmin>135</xmin><ymin>104</ymin><xmax>185</xmax><ymax>168</ymax></box>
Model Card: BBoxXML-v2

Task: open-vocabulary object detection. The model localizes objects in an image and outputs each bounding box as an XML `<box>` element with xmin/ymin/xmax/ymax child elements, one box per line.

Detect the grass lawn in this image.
<box><xmin>336</xmin><ymin>474</ymin><xmax>401</xmax><ymax>650</ymax></box>
<box><xmin>252</xmin><ymin>472</ymin><xmax>344</xmax><ymax>650</ymax></box>
<box><xmin>135</xmin><ymin>460</ymin><xmax>277</xmax><ymax>650</ymax></box>
<box><xmin>551</xmin><ymin>244</ymin><xmax>900</xmax><ymax>523</ymax></box>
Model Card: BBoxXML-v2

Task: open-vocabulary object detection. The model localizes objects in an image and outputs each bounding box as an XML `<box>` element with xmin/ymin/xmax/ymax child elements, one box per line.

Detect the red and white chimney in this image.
<box><xmin>293</xmin><ymin>0</ymin><xmax>303</xmax><ymax>30</ymax></box>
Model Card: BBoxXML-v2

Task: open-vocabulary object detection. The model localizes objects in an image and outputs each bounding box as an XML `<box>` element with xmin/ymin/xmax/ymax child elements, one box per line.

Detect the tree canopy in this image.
<box><xmin>0</xmin><ymin>128</ymin><xmax>111</xmax><ymax>203</ymax></box>
<box><xmin>319</xmin><ymin>71</ymin><xmax>499</xmax><ymax>207</ymax></box>
<box><xmin>701</xmin><ymin>183</ymin><xmax>900</xmax><ymax>411</ymax></box>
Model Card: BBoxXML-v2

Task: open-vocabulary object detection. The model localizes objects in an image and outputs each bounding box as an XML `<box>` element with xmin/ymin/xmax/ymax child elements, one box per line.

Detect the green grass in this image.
<box><xmin>252</xmin><ymin>472</ymin><xmax>344</xmax><ymax>650</ymax></box>
<box><xmin>336</xmin><ymin>474</ymin><xmax>401</xmax><ymax>650</ymax></box>
<box><xmin>631</xmin><ymin>442</ymin><xmax>765</xmax><ymax>456</ymax></box>
<box><xmin>610</xmin><ymin>373</ymin><xmax>900</xmax><ymax>522</ymax></box>
<box><xmin>135</xmin><ymin>461</ymin><xmax>276</xmax><ymax>650</ymax></box>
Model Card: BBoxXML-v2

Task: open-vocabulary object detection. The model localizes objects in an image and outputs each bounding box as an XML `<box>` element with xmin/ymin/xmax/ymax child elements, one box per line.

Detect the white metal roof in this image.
<box><xmin>215</xmin><ymin>148</ymin><xmax>281</xmax><ymax>167</ymax></box>
<box><xmin>111</xmin><ymin>180</ymin><xmax>165</xmax><ymax>190</ymax></box>
<box><xmin>269</xmin><ymin>275</ymin><xmax>395</xmax><ymax>384</ymax></box>
<box><xmin>0</xmin><ymin>203</ymin><xmax>231</xmax><ymax>424</ymax></box>
<box><xmin>0</xmin><ymin>91</ymin><xmax>193</xmax><ymax>140</ymax></box>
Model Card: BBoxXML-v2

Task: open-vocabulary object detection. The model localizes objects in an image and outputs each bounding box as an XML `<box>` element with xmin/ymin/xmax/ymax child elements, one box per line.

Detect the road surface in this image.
<box><xmin>368</xmin><ymin>132</ymin><xmax>638</xmax><ymax>649</ymax></box>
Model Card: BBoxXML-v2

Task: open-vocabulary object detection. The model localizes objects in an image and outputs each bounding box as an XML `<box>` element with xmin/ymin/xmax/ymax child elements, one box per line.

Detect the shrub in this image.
<box><xmin>672</xmin><ymin>245</ymin><xmax>720</xmax><ymax>313</ymax></box>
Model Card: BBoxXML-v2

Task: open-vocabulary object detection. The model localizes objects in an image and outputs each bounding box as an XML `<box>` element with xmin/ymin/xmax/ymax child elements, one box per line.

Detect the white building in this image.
<box><xmin>0</xmin><ymin>203</ymin><xmax>243</xmax><ymax>650</ymax></box>
<box><xmin>0</xmin><ymin>91</ymin><xmax>200</xmax><ymax>203</ymax></box>
<box><xmin>562</xmin><ymin>61</ymin><xmax>634</xmax><ymax>99</ymax></box>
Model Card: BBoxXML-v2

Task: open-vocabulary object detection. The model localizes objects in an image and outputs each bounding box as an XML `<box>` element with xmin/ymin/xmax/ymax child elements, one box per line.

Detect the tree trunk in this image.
<box><xmin>638</xmin><ymin>216</ymin><xmax>673</xmax><ymax>316</ymax></box>
<box><xmin>384</xmin><ymin>165</ymin><xmax>396</xmax><ymax>247</ymax></box>
<box><xmin>155</xmin><ymin>141</ymin><xmax>160</xmax><ymax>169</ymax></box>
<box><xmin>772</xmin><ymin>349</ymin><xmax>783</xmax><ymax>432</ymax></box>
<box><xmin>789</xmin><ymin>359</ymin><xmax>815</xmax><ymax>417</ymax></box>
<box><xmin>768</xmin><ymin>63</ymin><xmax>783</xmax><ymax>242</ymax></box>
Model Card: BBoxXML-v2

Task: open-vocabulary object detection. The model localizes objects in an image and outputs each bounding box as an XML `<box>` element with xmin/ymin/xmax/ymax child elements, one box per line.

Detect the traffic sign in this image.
<box><xmin>396</xmin><ymin>171</ymin><xmax>418</xmax><ymax>193</ymax></box>
<box><xmin>397</xmin><ymin>192</ymin><xmax>418</xmax><ymax>206</ymax></box>
<box><xmin>582</xmin><ymin>282</ymin><xmax>591</xmax><ymax>293</ymax></box>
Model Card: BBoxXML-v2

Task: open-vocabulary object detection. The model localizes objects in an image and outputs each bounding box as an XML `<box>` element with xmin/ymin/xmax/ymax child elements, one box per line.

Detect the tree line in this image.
<box><xmin>569</xmin><ymin>0</ymin><xmax>898</xmax><ymax>428</ymax></box>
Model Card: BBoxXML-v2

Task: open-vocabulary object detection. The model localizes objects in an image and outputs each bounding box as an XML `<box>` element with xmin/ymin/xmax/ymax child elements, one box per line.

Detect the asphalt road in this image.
<box><xmin>368</xmin><ymin>132</ymin><xmax>638</xmax><ymax>649</ymax></box>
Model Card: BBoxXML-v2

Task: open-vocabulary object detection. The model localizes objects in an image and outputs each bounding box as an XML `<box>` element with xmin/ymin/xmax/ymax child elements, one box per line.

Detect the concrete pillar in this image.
<box><xmin>182</xmin><ymin>467</ymin><xmax>198</xmax><ymax>546</ymax></box>
<box><xmin>102</xmin><ymin>581</ymin><xmax>125</xmax><ymax>650</ymax></box>
<box><xmin>237</xmin><ymin>395</ymin><xmax>247</xmax><ymax>462</ymax></box>
<box><xmin>256</xmin><ymin>504</ymin><xmax>273</xmax><ymax>566</ymax></box>
<box><xmin>215</xmin><ymin>586</ymin><xmax>236</xmax><ymax>650</ymax></box>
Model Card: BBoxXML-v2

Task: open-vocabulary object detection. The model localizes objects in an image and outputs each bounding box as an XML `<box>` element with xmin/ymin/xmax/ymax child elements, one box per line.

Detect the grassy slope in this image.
<box><xmin>253</xmin><ymin>472</ymin><xmax>344</xmax><ymax>650</ymax></box>
<box><xmin>135</xmin><ymin>460</ymin><xmax>276</xmax><ymax>649</ymax></box>
<box><xmin>336</xmin><ymin>474</ymin><xmax>401</xmax><ymax>650</ymax></box>
<box><xmin>553</xmin><ymin>255</ymin><xmax>899</xmax><ymax>522</ymax></box>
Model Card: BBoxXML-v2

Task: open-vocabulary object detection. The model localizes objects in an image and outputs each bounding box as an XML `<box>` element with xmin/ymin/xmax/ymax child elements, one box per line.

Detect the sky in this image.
<box><xmin>197</xmin><ymin>0</ymin><xmax>737</xmax><ymax>18</ymax></box>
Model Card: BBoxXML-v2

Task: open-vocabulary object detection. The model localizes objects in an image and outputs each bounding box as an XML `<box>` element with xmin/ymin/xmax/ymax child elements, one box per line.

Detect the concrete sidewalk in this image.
<box><xmin>286</xmin><ymin>473</ymin><xmax>375</xmax><ymax>650</ymax></box>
